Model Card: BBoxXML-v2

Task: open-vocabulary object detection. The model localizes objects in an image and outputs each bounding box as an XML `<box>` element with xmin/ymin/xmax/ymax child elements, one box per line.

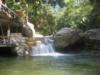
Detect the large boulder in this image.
<box><xmin>54</xmin><ymin>27</ymin><xmax>82</xmax><ymax>48</ymax></box>
<box><xmin>84</xmin><ymin>29</ymin><xmax>100</xmax><ymax>50</ymax></box>
<box><xmin>84</xmin><ymin>29</ymin><xmax>100</xmax><ymax>40</ymax></box>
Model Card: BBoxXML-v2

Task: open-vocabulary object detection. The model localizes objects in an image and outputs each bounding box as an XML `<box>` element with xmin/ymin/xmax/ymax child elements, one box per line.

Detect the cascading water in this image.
<box><xmin>31</xmin><ymin>35</ymin><xmax>67</xmax><ymax>56</ymax></box>
<box><xmin>31</xmin><ymin>36</ymin><xmax>55</xmax><ymax>56</ymax></box>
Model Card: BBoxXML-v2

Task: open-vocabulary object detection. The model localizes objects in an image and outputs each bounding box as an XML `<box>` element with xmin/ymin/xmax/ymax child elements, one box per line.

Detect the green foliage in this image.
<box><xmin>86</xmin><ymin>0</ymin><xmax>100</xmax><ymax>29</ymax></box>
<box><xmin>6</xmin><ymin>0</ymin><xmax>99</xmax><ymax>34</ymax></box>
<box><xmin>57</xmin><ymin>0</ymin><xmax>93</xmax><ymax>30</ymax></box>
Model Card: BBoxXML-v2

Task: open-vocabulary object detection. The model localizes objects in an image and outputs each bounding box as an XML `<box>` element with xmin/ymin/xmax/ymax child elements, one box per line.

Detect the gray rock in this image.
<box><xmin>84</xmin><ymin>29</ymin><xmax>100</xmax><ymax>50</ymax></box>
<box><xmin>54</xmin><ymin>27</ymin><xmax>82</xmax><ymax>48</ymax></box>
<box><xmin>84</xmin><ymin>28</ymin><xmax>100</xmax><ymax>40</ymax></box>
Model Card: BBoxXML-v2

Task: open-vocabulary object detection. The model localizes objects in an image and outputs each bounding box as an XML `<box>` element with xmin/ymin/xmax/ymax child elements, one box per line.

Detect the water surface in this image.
<box><xmin>0</xmin><ymin>54</ymin><xmax>100</xmax><ymax>75</ymax></box>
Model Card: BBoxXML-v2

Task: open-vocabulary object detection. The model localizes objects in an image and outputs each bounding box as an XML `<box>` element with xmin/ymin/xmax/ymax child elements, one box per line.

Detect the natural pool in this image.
<box><xmin>0</xmin><ymin>54</ymin><xmax>100</xmax><ymax>75</ymax></box>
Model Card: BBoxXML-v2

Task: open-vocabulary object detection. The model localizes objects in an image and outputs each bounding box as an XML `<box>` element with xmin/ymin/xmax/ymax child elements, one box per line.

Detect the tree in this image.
<box><xmin>6</xmin><ymin>0</ymin><xmax>99</xmax><ymax>35</ymax></box>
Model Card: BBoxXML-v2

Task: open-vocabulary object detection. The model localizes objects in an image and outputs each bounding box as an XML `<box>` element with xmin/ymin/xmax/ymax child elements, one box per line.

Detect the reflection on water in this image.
<box><xmin>0</xmin><ymin>54</ymin><xmax>100</xmax><ymax>75</ymax></box>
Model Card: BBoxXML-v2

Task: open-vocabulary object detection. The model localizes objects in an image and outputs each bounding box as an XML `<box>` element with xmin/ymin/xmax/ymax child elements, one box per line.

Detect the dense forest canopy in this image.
<box><xmin>6</xmin><ymin>0</ymin><xmax>100</xmax><ymax>35</ymax></box>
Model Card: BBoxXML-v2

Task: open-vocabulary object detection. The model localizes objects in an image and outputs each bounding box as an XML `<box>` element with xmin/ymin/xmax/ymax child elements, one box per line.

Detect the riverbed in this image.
<box><xmin>0</xmin><ymin>54</ymin><xmax>100</xmax><ymax>75</ymax></box>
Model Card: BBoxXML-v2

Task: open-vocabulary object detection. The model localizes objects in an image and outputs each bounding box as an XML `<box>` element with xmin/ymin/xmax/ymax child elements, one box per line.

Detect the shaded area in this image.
<box><xmin>0</xmin><ymin>47</ymin><xmax>17</xmax><ymax>57</ymax></box>
<box><xmin>55</xmin><ymin>39</ymin><xmax>85</xmax><ymax>53</ymax></box>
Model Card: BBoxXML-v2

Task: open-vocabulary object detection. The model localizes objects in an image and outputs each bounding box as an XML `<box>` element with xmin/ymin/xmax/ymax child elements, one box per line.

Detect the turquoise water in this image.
<box><xmin>0</xmin><ymin>54</ymin><xmax>100</xmax><ymax>75</ymax></box>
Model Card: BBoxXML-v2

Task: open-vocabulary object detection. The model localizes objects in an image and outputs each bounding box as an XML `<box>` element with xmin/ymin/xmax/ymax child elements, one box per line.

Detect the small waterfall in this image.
<box><xmin>25</xmin><ymin>15</ymin><xmax>64</xmax><ymax>56</ymax></box>
<box><xmin>31</xmin><ymin>36</ymin><xmax>55</xmax><ymax>56</ymax></box>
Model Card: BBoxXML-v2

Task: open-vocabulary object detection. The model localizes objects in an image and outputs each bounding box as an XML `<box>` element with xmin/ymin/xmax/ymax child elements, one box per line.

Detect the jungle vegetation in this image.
<box><xmin>6</xmin><ymin>0</ymin><xmax>100</xmax><ymax>35</ymax></box>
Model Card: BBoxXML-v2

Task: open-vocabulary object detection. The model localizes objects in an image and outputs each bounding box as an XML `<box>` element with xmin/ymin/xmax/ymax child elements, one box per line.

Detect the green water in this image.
<box><xmin>0</xmin><ymin>55</ymin><xmax>100</xmax><ymax>75</ymax></box>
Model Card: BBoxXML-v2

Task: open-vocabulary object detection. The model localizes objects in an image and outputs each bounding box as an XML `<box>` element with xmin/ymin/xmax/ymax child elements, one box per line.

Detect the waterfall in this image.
<box><xmin>24</xmin><ymin>21</ymin><xmax>57</xmax><ymax>56</ymax></box>
<box><xmin>31</xmin><ymin>36</ymin><xmax>66</xmax><ymax>56</ymax></box>
<box><xmin>26</xmin><ymin>21</ymin><xmax>64</xmax><ymax>56</ymax></box>
<box><xmin>31</xmin><ymin>36</ymin><xmax>56</xmax><ymax>56</ymax></box>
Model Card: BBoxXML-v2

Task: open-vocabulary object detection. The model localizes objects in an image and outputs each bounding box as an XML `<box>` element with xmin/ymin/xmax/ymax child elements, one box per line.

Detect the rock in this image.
<box><xmin>22</xmin><ymin>21</ymin><xmax>35</xmax><ymax>37</ymax></box>
<box><xmin>22</xmin><ymin>25</ymin><xmax>33</xmax><ymax>37</ymax></box>
<box><xmin>27</xmin><ymin>22</ymin><xmax>35</xmax><ymax>37</ymax></box>
<box><xmin>84</xmin><ymin>29</ymin><xmax>100</xmax><ymax>50</ymax></box>
<box><xmin>34</xmin><ymin>32</ymin><xmax>44</xmax><ymax>42</ymax></box>
<box><xmin>84</xmin><ymin>28</ymin><xmax>100</xmax><ymax>40</ymax></box>
<box><xmin>54</xmin><ymin>27</ymin><xmax>82</xmax><ymax>48</ymax></box>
